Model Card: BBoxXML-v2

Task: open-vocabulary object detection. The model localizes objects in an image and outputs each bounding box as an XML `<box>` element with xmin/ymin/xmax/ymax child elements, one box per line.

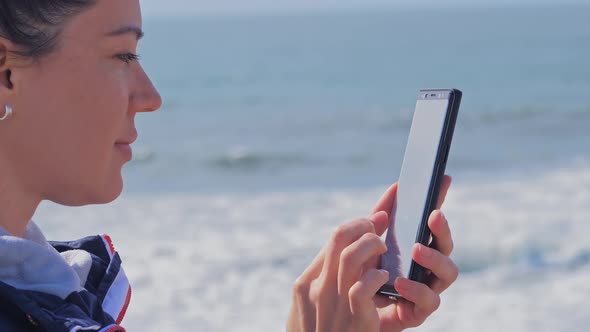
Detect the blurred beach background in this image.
<box><xmin>35</xmin><ymin>0</ymin><xmax>590</xmax><ymax>331</ymax></box>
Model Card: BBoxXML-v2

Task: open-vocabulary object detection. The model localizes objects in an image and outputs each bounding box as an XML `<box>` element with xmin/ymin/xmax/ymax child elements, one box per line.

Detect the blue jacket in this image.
<box><xmin>0</xmin><ymin>223</ymin><xmax>131</xmax><ymax>332</ymax></box>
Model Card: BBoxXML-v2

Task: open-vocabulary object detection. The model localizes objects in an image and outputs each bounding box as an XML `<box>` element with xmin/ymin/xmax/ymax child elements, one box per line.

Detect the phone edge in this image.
<box><xmin>377</xmin><ymin>88</ymin><xmax>462</xmax><ymax>299</ymax></box>
<box><xmin>408</xmin><ymin>88</ymin><xmax>462</xmax><ymax>282</ymax></box>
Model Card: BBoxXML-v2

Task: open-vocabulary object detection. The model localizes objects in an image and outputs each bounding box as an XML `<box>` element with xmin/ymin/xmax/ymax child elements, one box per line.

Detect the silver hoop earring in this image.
<box><xmin>0</xmin><ymin>105</ymin><xmax>13</xmax><ymax>121</ymax></box>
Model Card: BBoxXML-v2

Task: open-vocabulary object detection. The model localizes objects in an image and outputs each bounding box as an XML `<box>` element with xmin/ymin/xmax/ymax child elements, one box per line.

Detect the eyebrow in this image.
<box><xmin>105</xmin><ymin>26</ymin><xmax>144</xmax><ymax>40</ymax></box>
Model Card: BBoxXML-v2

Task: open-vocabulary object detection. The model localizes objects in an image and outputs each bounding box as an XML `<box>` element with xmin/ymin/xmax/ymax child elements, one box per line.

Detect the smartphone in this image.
<box><xmin>378</xmin><ymin>88</ymin><xmax>462</xmax><ymax>299</ymax></box>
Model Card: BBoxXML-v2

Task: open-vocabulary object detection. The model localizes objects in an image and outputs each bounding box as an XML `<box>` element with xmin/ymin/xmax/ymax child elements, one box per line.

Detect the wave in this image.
<box><xmin>36</xmin><ymin>162</ymin><xmax>590</xmax><ymax>331</ymax></box>
<box><xmin>154</xmin><ymin>102</ymin><xmax>590</xmax><ymax>143</ymax></box>
<box><xmin>129</xmin><ymin>146</ymin><xmax>157</xmax><ymax>163</ymax></box>
<box><xmin>207</xmin><ymin>148</ymin><xmax>307</xmax><ymax>171</ymax></box>
<box><xmin>445</xmin><ymin>163</ymin><xmax>590</xmax><ymax>276</ymax></box>
<box><xmin>456</xmin><ymin>245</ymin><xmax>590</xmax><ymax>275</ymax></box>
<box><xmin>459</xmin><ymin>105</ymin><xmax>590</xmax><ymax>126</ymax></box>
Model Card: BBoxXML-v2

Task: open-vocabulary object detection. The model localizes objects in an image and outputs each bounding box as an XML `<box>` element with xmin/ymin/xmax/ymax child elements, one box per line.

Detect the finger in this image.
<box><xmin>321</xmin><ymin>218</ymin><xmax>377</xmax><ymax>282</ymax></box>
<box><xmin>338</xmin><ymin>233</ymin><xmax>387</xmax><ymax>294</ymax></box>
<box><xmin>436</xmin><ymin>175</ymin><xmax>452</xmax><ymax>209</ymax></box>
<box><xmin>411</xmin><ymin>243</ymin><xmax>459</xmax><ymax>294</ymax></box>
<box><xmin>297</xmin><ymin>245</ymin><xmax>327</xmax><ymax>283</ymax></box>
<box><xmin>349</xmin><ymin>269</ymin><xmax>389</xmax><ymax>316</ymax></box>
<box><xmin>370</xmin><ymin>182</ymin><xmax>397</xmax><ymax>239</ymax></box>
<box><xmin>368</xmin><ymin>211</ymin><xmax>389</xmax><ymax>238</ymax></box>
<box><xmin>394</xmin><ymin>277</ymin><xmax>441</xmax><ymax>320</ymax></box>
<box><xmin>302</xmin><ymin>213</ymin><xmax>388</xmax><ymax>284</ymax></box>
<box><xmin>361</xmin><ymin>211</ymin><xmax>389</xmax><ymax>272</ymax></box>
<box><xmin>372</xmin><ymin>182</ymin><xmax>398</xmax><ymax>216</ymax></box>
<box><xmin>428</xmin><ymin>210</ymin><xmax>454</xmax><ymax>256</ymax></box>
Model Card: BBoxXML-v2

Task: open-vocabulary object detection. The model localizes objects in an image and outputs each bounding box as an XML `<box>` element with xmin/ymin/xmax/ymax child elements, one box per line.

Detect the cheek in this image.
<box><xmin>19</xmin><ymin>59</ymin><xmax>130</xmax><ymax>181</ymax></box>
<box><xmin>67</xmin><ymin>79</ymin><xmax>130</xmax><ymax>171</ymax></box>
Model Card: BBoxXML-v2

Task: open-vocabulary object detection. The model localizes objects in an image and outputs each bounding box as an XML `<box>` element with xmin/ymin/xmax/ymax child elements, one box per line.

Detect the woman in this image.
<box><xmin>0</xmin><ymin>0</ymin><xmax>458</xmax><ymax>331</ymax></box>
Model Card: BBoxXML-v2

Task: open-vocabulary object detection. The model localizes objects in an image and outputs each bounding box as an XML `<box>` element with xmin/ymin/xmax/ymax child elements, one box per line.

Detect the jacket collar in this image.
<box><xmin>0</xmin><ymin>220</ymin><xmax>83</xmax><ymax>299</ymax></box>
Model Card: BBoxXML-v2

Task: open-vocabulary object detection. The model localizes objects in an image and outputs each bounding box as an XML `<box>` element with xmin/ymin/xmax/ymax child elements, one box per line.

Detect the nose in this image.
<box><xmin>131</xmin><ymin>65</ymin><xmax>163</xmax><ymax>114</ymax></box>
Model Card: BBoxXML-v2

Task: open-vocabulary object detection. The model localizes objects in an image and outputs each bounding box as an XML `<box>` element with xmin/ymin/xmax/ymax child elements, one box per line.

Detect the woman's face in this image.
<box><xmin>2</xmin><ymin>0</ymin><xmax>162</xmax><ymax>206</ymax></box>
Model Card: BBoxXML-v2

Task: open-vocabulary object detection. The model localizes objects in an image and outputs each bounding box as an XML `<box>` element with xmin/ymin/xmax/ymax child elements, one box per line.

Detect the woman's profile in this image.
<box><xmin>0</xmin><ymin>1</ymin><xmax>459</xmax><ymax>331</ymax></box>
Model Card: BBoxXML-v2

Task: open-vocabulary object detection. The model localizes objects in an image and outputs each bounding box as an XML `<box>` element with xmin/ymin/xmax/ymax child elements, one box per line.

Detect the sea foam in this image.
<box><xmin>35</xmin><ymin>163</ymin><xmax>590</xmax><ymax>331</ymax></box>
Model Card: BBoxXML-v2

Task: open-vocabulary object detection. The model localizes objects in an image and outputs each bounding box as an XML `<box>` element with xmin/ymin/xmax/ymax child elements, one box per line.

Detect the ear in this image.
<box><xmin>0</xmin><ymin>37</ymin><xmax>18</xmax><ymax>102</ymax></box>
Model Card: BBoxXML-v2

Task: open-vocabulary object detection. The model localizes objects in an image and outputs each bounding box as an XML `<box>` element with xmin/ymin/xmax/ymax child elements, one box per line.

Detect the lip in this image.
<box><xmin>115</xmin><ymin>132</ymin><xmax>138</xmax><ymax>145</ymax></box>
<box><xmin>115</xmin><ymin>142</ymin><xmax>133</xmax><ymax>161</ymax></box>
<box><xmin>115</xmin><ymin>132</ymin><xmax>137</xmax><ymax>161</ymax></box>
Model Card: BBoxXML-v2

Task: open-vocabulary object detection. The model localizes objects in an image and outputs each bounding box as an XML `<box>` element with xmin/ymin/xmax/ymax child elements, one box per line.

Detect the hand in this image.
<box><xmin>286</xmin><ymin>176</ymin><xmax>457</xmax><ymax>332</ymax></box>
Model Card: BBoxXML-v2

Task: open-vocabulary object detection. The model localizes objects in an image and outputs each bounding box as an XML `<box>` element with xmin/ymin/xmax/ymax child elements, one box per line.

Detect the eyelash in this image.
<box><xmin>116</xmin><ymin>52</ymin><xmax>141</xmax><ymax>64</ymax></box>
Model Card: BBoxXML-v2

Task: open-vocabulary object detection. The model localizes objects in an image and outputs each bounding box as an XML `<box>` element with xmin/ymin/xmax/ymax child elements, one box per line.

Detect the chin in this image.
<box><xmin>51</xmin><ymin>176</ymin><xmax>124</xmax><ymax>207</ymax></box>
<box><xmin>96</xmin><ymin>177</ymin><xmax>125</xmax><ymax>204</ymax></box>
<box><xmin>95</xmin><ymin>185</ymin><xmax>124</xmax><ymax>205</ymax></box>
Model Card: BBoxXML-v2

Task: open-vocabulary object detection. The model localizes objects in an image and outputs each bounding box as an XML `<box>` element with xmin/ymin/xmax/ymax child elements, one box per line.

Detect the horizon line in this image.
<box><xmin>142</xmin><ymin>1</ymin><xmax>588</xmax><ymax>19</ymax></box>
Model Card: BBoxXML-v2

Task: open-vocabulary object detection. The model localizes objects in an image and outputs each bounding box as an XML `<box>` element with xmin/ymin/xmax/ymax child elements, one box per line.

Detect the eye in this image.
<box><xmin>116</xmin><ymin>52</ymin><xmax>141</xmax><ymax>64</ymax></box>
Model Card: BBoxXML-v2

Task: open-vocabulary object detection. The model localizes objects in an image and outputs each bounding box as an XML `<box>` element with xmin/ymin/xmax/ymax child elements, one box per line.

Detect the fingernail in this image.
<box><xmin>379</xmin><ymin>269</ymin><xmax>389</xmax><ymax>279</ymax></box>
<box><xmin>419</xmin><ymin>244</ymin><xmax>433</xmax><ymax>258</ymax></box>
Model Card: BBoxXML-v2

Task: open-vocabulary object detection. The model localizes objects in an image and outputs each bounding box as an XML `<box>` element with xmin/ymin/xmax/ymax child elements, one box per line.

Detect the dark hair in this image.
<box><xmin>0</xmin><ymin>0</ymin><xmax>96</xmax><ymax>58</ymax></box>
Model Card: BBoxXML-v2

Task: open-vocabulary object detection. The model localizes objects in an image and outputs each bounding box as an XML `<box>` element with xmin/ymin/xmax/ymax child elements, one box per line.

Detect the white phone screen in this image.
<box><xmin>380</xmin><ymin>97</ymin><xmax>449</xmax><ymax>285</ymax></box>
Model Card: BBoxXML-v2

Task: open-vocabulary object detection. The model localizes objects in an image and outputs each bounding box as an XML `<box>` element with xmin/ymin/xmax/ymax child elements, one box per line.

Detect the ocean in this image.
<box><xmin>35</xmin><ymin>3</ymin><xmax>590</xmax><ymax>331</ymax></box>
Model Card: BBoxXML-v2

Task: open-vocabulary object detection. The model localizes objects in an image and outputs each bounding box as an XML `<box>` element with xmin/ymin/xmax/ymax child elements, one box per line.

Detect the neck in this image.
<box><xmin>0</xmin><ymin>161</ymin><xmax>41</xmax><ymax>238</ymax></box>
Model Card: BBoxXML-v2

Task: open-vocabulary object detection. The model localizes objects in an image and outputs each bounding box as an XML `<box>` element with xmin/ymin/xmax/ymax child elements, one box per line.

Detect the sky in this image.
<box><xmin>140</xmin><ymin>0</ymin><xmax>582</xmax><ymax>17</ymax></box>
